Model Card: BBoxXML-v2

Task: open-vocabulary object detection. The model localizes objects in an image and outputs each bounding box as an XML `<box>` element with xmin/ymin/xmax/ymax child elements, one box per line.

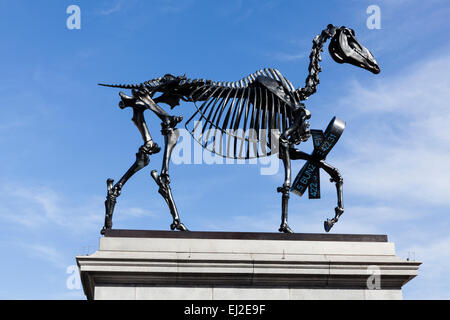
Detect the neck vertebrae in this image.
<box><xmin>296</xmin><ymin>24</ymin><xmax>337</xmax><ymax>101</ymax></box>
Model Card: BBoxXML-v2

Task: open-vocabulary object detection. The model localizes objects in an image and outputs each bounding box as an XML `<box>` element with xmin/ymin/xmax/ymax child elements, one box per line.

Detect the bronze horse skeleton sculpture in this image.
<box><xmin>99</xmin><ymin>25</ymin><xmax>380</xmax><ymax>235</ymax></box>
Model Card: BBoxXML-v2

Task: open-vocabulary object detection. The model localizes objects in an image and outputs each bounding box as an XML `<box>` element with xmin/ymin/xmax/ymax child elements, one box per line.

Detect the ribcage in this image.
<box><xmin>184</xmin><ymin>68</ymin><xmax>298</xmax><ymax>159</ymax></box>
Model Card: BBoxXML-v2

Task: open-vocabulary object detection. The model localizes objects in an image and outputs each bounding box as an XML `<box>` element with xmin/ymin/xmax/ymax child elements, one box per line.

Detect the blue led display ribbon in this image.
<box><xmin>291</xmin><ymin>117</ymin><xmax>346</xmax><ymax>198</ymax></box>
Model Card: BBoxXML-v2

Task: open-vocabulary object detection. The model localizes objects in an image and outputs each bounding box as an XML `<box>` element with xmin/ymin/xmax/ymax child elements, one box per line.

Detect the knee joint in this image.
<box><xmin>161</xmin><ymin>116</ymin><xmax>183</xmax><ymax>132</ymax></box>
<box><xmin>277</xmin><ymin>185</ymin><xmax>290</xmax><ymax>197</ymax></box>
<box><xmin>139</xmin><ymin>141</ymin><xmax>160</xmax><ymax>155</ymax></box>
<box><xmin>330</xmin><ymin>170</ymin><xmax>343</xmax><ymax>184</ymax></box>
<box><xmin>135</xmin><ymin>151</ymin><xmax>150</xmax><ymax>169</ymax></box>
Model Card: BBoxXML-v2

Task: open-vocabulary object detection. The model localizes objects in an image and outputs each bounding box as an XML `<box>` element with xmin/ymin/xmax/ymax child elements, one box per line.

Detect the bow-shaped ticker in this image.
<box><xmin>291</xmin><ymin>117</ymin><xmax>346</xmax><ymax>198</ymax></box>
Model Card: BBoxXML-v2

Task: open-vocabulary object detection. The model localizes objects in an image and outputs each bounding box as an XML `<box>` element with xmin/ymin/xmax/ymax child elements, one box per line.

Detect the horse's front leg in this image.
<box><xmin>319</xmin><ymin>160</ymin><xmax>344</xmax><ymax>232</ymax></box>
<box><xmin>277</xmin><ymin>136</ymin><xmax>294</xmax><ymax>233</ymax></box>
<box><xmin>289</xmin><ymin>147</ymin><xmax>344</xmax><ymax>232</ymax></box>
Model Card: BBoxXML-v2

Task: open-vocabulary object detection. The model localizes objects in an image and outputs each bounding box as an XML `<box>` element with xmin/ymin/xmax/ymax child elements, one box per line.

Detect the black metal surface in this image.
<box><xmin>99</xmin><ymin>24</ymin><xmax>380</xmax><ymax>235</ymax></box>
<box><xmin>291</xmin><ymin>117</ymin><xmax>346</xmax><ymax>198</ymax></box>
<box><xmin>104</xmin><ymin>229</ymin><xmax>388</xmax><ymax>242</ymax></box>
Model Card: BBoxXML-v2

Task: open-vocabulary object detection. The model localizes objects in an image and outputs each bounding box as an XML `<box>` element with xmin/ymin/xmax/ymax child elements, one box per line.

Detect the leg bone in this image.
<box><xmin>101</xmin><ymin>147</ymin><xmax>153</xmax><ymax>234</ymax></box>
<box><xmin>277</xmin><ymin>137</ymin><xmax>294</xmax><ymax>233</ymax></box>
<box><xmin>150</xmin><ymin>119</ymin><xmax>188</xmax><ymax>231</ymax></box>
<box><xmin>320</xmin><ymin>160</ymin><xmax>344</xmax><ymax>232</ymax></box>
<box><xmin>101</xmin><ymin>97</ymin><xmax>159</xmax><ymax>234</ymax></box>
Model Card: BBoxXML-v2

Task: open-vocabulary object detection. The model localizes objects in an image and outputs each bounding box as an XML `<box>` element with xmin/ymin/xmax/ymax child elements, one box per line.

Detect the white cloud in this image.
<box><xmin>151</xmin><ymin>0</ymin><xmax>194</xmax><ymax>14</ymax></box>
<box><xmin>327</xmin><ymin>52</ymin><xmax>450</xmax><ymax>298</ymax></box>
<box><xmin>210</xmin><ymin>51</ymin><xmax>450</xmax><ymax>299</ymax></box>
<box><xmin>0</xmin><ymin>185</ymin><xmax>99</xmax><ymax>231</ymax></box>
<box><xmin>273</xmin><ymin>52</ymin><xmax>305</xmax><ymax>62</ymax></box>
<box><xmin>120</xmin><ymin>207</ymin><xmax>156</xmax><ymax>218</ymax></box>
<box><xmin>355</xmin><ymin>0</ymin><xmax>450</xmax><ymax>56</ymax></box>
<box><xmin>0</xmin><ymin>184</ymin><xmax>157</xmax><ymax>233</ymax></box>
<box><xmin>23</xmin><ymin>243</ymin><xmax>67</xmax><ymax>269</ymax></box>
<box><xmin>398</xmin><ymin>235</ymin><xmax>450</xmax><ymax>299</ymax></box>
<box><xmin>98</xmin><ymin>1</ymin><xmax>124</xmax><ymax>16</ymax></box>
<box><xmin>336</xmin><ymin>54</ymin><xmax>450</xmax><ymax>207</ymax></box>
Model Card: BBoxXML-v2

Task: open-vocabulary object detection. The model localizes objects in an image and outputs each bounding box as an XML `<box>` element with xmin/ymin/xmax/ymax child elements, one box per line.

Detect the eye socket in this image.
<box><xmin>342</xmin><ymin>28</ymin><xmax>356</xmax><ymax>36</ymax></box>
<box><xmin>349</xmin><ymin>38</ymin><xmax>362</xmax><ymax>51</ymax></box>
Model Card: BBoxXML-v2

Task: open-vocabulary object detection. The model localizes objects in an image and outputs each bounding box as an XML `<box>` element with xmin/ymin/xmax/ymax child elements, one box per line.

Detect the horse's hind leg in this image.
<box><xmin>131</xmin><ymin>89</ymin><xmax>187</xmax><ymax>231</ymax></box>
<box><xmin>101</xmin><ymin>95</ymin><xmax>160</xmax><ymax>235</ymax></box>
<box><xmin>151</xmin><ymin>118</ymin><xmax>188</xmax><ymax>231</ymax></box>
<box><xmin>319</xmin><ymin>160</ymin><xmax>344</xmax><ymax>232</ymax></box>
<box><xmin>102</xmin><ymin>145</ymin><xmax>158</xmax><ymax>234</ymax></box>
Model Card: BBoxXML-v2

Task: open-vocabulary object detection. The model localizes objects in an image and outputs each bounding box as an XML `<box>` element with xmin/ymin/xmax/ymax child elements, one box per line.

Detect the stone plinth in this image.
<box><xmin>76</xmin><ymin>229</ymin><xmax>420</xmax><ymax>300</ymax></box>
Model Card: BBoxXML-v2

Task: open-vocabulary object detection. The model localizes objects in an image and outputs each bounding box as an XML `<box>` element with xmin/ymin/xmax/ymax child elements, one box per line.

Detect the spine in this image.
<box><xmin>296</xmin><ymin>24</ymin><xmax>337</xmax><ymax>101</ymax></box>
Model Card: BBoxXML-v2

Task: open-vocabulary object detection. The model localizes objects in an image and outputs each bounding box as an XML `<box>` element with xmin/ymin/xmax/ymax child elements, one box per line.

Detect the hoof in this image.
<box><xmin>279</xmin><ymin>224</ymin><xmax>294</xmax><ymax>234</ymax></box>
<box><xmin>324</xmin><ymin>219</ymin><xmax>334</xmax><ymax>232</ymax></box>
<box><xmin>170</xmin><ymin>221</ymin><xmax>189</xmax><ymax>231</ymax></box>
<box><xmin>101</xmin><ymin>219</ymin><xmax>112</xmax><ymax>235</ymax></box>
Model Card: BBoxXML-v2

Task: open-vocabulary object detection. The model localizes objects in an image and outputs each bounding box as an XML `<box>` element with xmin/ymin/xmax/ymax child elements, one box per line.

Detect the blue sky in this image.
<box><xmin>0</xmin><ymin>0</ymin><xmax>449</xmax><ymax>299</ymax></box>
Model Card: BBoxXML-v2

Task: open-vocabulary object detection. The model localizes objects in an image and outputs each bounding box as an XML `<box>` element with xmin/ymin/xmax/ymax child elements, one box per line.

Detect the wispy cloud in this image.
<box><xmin>273</xmin><ymin>52</ymin><xmax>305</xmax><ymax>62</ymax></box>
<box><xmin>121</xmin><ymin>207</ymin><xmax>156</xmax><ymax>218</ymax></box>
<box><xmin>398</xmin><ymin>235</ymin><xmax>450</xmax><ymax>299</ymax></box>
<box><xmin>0</xmin><ymin>184</ymin><xmax>157</xmax><ymax>233</ymax></box>
<box><xmin>0</xmin><ymin>120</ymin><xmax>27</xmax><ymax>132</ymax></box>
<box><xmin>23</xmin><ymin>243</ymin><xmax>68</xmax><ymax>269</ymax></box>
<box><xmin>98</xmin><ymin>0</ymin><xmax>124</xmax><ymax>16</ymax></box>
<box><xmin>328</xmin><ymin>51</ymin><xmax>450</xmax><ymax>298</ymax></box>
<box><xmin>156</xmin><ymin>0</ymin><xmax>193</xmax><ymax>14</ymax></box>
<box><xmin>0</xmin><ymin>185</ymin><xmax>98</xmax><ymax>231</ymax></box>
<box><xmin>336</xmin><ymin>54</ymin><xmax>450</xmax><ymax>207</ymax></box>
<box><xmin>202</xmin><ymin>51</ymin><xmax>450</xmax><ymax>299</ymax></box>
<box><xmin>356</xmin><ymin>0</ymin><xmax>450</xmax><ymax>56</ymax></box>
<box><xmin>217</xmin><ymin>0</ymin><xmax>281</xmax><ymax>24</ymax></box>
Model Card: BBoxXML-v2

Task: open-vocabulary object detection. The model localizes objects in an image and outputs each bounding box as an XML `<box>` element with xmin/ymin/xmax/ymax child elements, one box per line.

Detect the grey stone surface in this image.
<box><xmin>77</xmin><ymin>231</ymin><xmax>420</xmax><ymax>300</ymax></box>
<box><xmin>93</xmin><ymin>285</ymin><xmax>403</xmax><ymax>300</ymax></box>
